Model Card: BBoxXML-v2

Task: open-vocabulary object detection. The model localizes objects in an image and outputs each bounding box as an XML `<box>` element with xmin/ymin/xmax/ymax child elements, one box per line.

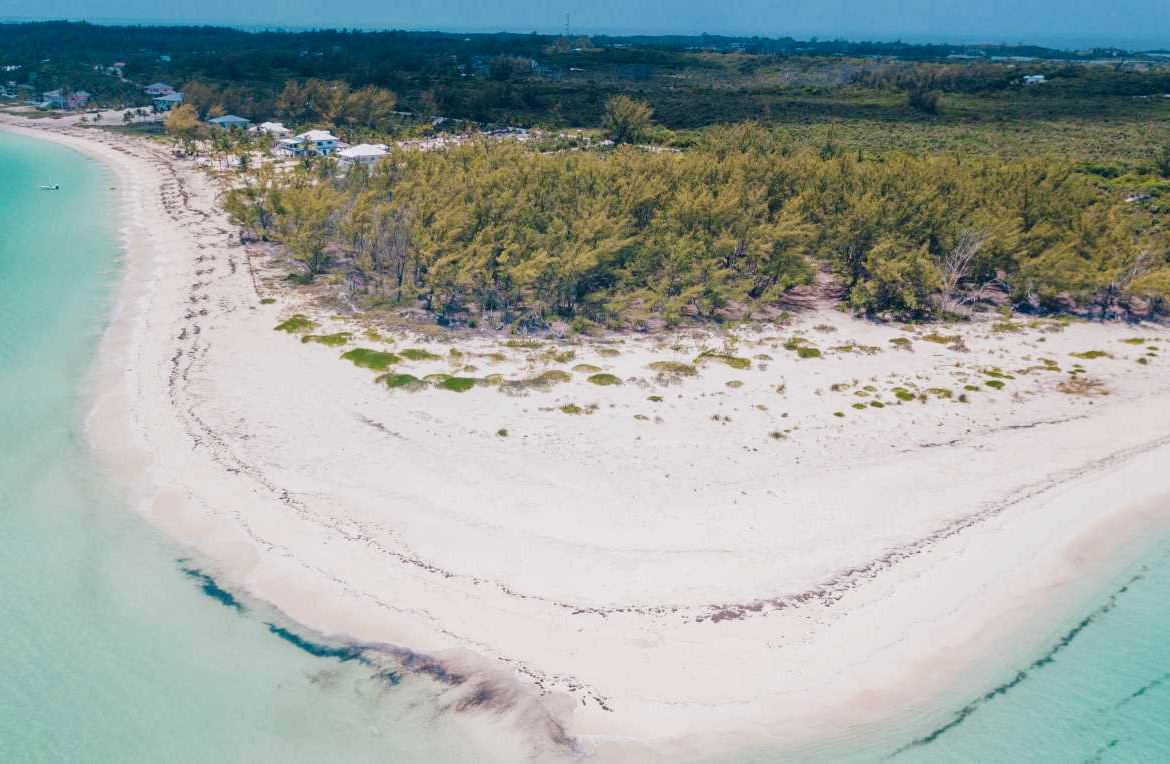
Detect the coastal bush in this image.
<box><xmin>437</xmin><ymin>377</ymin><xmax>477</xmax><ymax>392</ymax></box>
<box><xmin>892</xmin><ymin>387</ymin><xmax>915</xmax><ymax>401</ymax></box>
<box><xmin>985</xmin><ymin>379</ymin><xmax>1006</xmax><ymax>389</ymax></box>
<box><xmin>795</xmin><ymin>346</ymin><xmax>822</xmax><ymax>359</ymax></box>
<box><xmin>341</xmin><ymin>348</ymin><xmax>401</xmax><ymax>370</ymax></box>
<box><xmin>378</xmin><ymin>373</ymin><xmax>425</xmax><ymax>390</ymax></box>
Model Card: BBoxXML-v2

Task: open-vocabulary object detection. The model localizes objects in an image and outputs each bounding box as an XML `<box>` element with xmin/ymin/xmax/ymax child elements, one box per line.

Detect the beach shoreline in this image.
<box><xmin>5</xmin><ymin>111</ymin><xmax>1170</xmax><ymax>761</ymax></box>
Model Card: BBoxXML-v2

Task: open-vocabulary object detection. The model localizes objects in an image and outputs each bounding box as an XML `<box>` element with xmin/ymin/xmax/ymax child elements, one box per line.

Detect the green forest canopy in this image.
<box><xmin>227</xmin><ymin>125</ymin><xmax>1170</xmax><ymax>327</ymax></box>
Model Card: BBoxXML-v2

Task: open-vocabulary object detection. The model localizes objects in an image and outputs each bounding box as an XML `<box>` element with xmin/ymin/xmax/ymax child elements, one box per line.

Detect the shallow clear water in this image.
<box><xmin>0</xmin><ymin>131</ymin><xmax>486</xmax><ymax>762</ymax></box>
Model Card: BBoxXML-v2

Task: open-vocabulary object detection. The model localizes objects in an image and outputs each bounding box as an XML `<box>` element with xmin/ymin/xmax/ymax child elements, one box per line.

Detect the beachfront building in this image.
<box><xmin>296</xmin><ymin>129</ymin><xmax>339</xmax><ymax>155</ymax></box>
<box><xmin>152</xmin><ymin>92</ymin><xmax>184</xmax><ymax>111</ymax></box>
<box><xmin>254</xmin><ymin>121</ymin><xmax>291</xmax><ymax>137</ymax></box>
<box><xmin>208</xmin><ymin>114</ymin><xmax>252</xmax><ymax>130</ymax></box>
<box><xmin>40</xmin><ymin>89</ymin><xmax>90</xmax><ymax>110</ymax></box>
<box><xmin>337</xmin><ymin>143</ymin><xmax>389</xmax><ymax>167</ymax></box>
<box><xmin>1023</xmin><ymin>74</ymin><xmax>1047</xmax><ymax>85</ymax></box>
<box><xmin>145</xmin><ymin>82</ymin><xmax>174</xmax><ymax>96</ymax></box>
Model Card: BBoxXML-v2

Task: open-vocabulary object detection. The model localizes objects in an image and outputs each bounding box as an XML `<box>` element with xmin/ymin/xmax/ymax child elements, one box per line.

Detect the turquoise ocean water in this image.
<box><xmin>2</xmin><ymin>128</ymin><xmax>1169</xmax><ymax>763</ymax></box>
<box><xmin>0</xmin><ymin>131</ymin><xmax>488</xmax><ymax>763</ymax></box>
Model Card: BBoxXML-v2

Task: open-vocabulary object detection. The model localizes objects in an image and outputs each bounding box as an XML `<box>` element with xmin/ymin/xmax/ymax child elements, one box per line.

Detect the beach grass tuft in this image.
<box><xmin>301</xmin><ymin>332</ymin><xmax>352</xmax><ymax>347</ymax></box>
<box><xmin>588</xmin><ymin>373</ymin><xmax>622</xmax><ymax>386</ymax></box>
<box><xmin>274</xmin><ymin>314</ymin><xmax>316</xmax><ymax>333</ymax></box>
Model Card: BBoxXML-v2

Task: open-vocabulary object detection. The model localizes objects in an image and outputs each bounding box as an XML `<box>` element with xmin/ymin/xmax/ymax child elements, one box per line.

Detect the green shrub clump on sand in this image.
<box><xmin>341</xmin><ymin>348</ymin><xmax>400</xmax><ymax>371</ymax></box>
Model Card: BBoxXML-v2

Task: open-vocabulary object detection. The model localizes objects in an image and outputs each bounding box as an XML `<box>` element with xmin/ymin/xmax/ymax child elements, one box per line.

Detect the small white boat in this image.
<box><xmin>40</xmin><ymin>184</ymin><xmax>60</xmax><ymax>191</ymax></box>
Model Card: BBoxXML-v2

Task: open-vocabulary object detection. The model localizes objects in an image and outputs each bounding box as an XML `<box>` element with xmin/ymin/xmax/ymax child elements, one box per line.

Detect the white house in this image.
<box><xmin>296</xmin><ymin>129</ymin><xmax>338</xmax><ymax>155</ymax></box>
<box><xmin>254</xmin><ymin>121</ymin><xmax>291</xmax><ymax>136</ymax></box>
<box><xmin>145</xmin><ymin>82</ymin><xmax>174</xmax><ymax>96</ymax></box>
<box><xmin>152</xmin><ymin>91</ymin><xmax>183</xmax><ymax>111</ymax></box>
<box><xmin>337</xmin><ymin>143</ymin><xmax>389</xmax><ymax>167</ymax></box>
<box><xmin>1023</xmin><ymin>74</ymin><xmax>1047</xmax><ymax>85</ymax></box>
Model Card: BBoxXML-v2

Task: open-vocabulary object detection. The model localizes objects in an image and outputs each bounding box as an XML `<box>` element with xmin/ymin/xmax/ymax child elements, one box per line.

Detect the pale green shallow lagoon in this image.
<box><xmin>0</xmin><ymin>130</ymin><xmax>486</xmax><ymax>763</ymax></box>
<box><xmin>3</xmin><ymin>128</ymin><xmax>1170</xmax><ymax>763</ymax></box>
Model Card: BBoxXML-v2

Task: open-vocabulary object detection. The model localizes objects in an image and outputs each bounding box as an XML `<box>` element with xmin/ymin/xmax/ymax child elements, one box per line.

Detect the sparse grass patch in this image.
<box><xmin>796</xmin><ymin>346</ymin><xmax>822</xmax><ymax>359</ymax></box>
<box><xmin>274</xmin><ymin>314</ymin><xmax>316</xmax><ymax>333</ymax></box>
<box><xmin>992</xmin><ymin>321</ymin><xmax>1024</xmax><ymax>333</ymax></box>
<box><xmin>260</xmin><ymin>297</ymin><xmax>276</xmax><ymax>305</ymax></box>
<box><xmin>964</xmin><ymin>384</ymin><xmax>981</xmax><ymax>392</ymax></box>
<box><xmin>726</xmin><ymin>380</ymin><xmax>744</xmax><ymax>389</ymax></box>
<box><xmin>1058</xmin><ymin>377</ymin><xmax>1111</xmax><ymax>396</ymax></box>
<box><xmin>588</xmin><ymin>373</ymin><xmax>622</xmax><ymax>386</ymax></box>
<box><xmin>926</xmin><ymin>387</ymin><xmax>953</xmax><ymax>399</ymax></box>
<box><xmin>341</xmin><ymin>348</ymin><xmax>400</xmax><ymax>371</ymax></box>
<box><xmin>423</xmin><ymin>373</ymin><xmax>452</xmax><ymax>383</ymax></box>
<box><xmin>545</xmin><ymin>348</ymin><xmax>576</xmax><ymax>363</ymax></box>
<box><xmin>574</xmin><ymin>363</ymin><xmax>603</xmax><ymax>373</ymax></box>
<box><xmin>869</xmin><ymin>400</ymin><xmax>885</xmax><ymax>408</ymax></box>
<box><xmin>648</xmin><ymin>395</ymin><xmax>664</xmax><ymax>402</ymax></box>
<box><xmin>648</xmin><ymin>360</ymin><xmax>698</xmax><ymax>377</ymax></box>
<box><xmin>301</xmin><ymin>332</ymin><xmax>352</xmax><ymax>347</ymax></box>
<box><xmin>851</xmin><ymin>402</ymin><xmax>868</xmax><ymax>410</ymax></box>
<box><xmin>1070</xmin><ymin>350</ymin><xmax>1111</xmax><ymax>360</ymax></box>
<box><xmin>695</xmin><ymin>351</ymin><xmax>751</xmax><ymax>369</ymax></box>
<box><xmin>892</xmin><ymin>387</ymin><xmax>915</xmax><ymax>401</ymax></box>
<box><xmin>560</xmin><ymin>404</ymin><xmax>583</xmax><ymax>415</ymax></box>
<box><xmin>921</xmin><ymin>333</ymin><xmax>961</xmax><ymax>344</ymax></box>
<box><xmin>400</xmin><ymin>348</ymin><xmax>441</xmax><ymax>361</ymax></box>
<box><xmin>985</xmin><ymin>379</ymin><xmax>1006</xmax><ymax>390</ymax></box>
<box><xmin>597</xmin><ymin>348</ymin><xmax>621</xmax><ymax>357</ymax></box>
<box><xmin>1121</xmin><ymin>338</ymin><xmax>1146</xmax><ymax>345</ymax></box>
<box><xmin>505</xmin><ymin>339</ymin><xmax>542</xmax><ymax>349</ymax></box>
<box><xmin>833</xmin><ymin>343</ymin><xmax>882</xmax><ymax>355</ymax></box>
<box><xmin>889</xmin><ymin>337</ymin><xmax>913</xmax><ymax>349</ymax></box>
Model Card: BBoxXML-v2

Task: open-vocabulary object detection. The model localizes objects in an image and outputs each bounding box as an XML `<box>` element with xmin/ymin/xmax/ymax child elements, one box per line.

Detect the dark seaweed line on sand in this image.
<box><xmin>887</xmin><ymin>569</ymin><xmax>1146</xmax><ymax>758</ymax></box>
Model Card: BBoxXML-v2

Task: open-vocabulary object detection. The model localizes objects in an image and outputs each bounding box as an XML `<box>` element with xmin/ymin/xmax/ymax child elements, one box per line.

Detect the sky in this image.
<box><xmin>3</xmin><ymin>0</ymin><xmax>1169</xmax><ymax>50</ymax></box>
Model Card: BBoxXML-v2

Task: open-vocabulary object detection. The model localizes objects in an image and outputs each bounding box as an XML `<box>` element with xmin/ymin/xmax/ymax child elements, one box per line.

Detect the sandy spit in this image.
<box><xmin>5</xmin><ymin>111</ymin><xmax>1170</xmax><ymax>762</ymax></box>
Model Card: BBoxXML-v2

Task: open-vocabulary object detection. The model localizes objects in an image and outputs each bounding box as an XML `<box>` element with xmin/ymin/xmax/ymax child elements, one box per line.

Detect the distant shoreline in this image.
<box><xmin>1</xmin><ymin>17</ymin><xmax>1167</xmax><ymax>55</ymax></box>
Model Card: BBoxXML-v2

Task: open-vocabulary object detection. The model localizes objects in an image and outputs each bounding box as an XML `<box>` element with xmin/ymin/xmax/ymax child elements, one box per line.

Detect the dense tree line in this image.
<box><xmin>4</xmin><ymin>22</ymin><xmax>1170</xmax><ymax>129</ymax></box>
<box><xmin>226</xmin><ymin>125</ymin><xmax>1169</xmax><ymax>327</ymax></box>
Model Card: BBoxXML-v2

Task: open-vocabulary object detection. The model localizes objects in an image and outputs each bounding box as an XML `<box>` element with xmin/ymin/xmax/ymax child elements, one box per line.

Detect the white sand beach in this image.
<box><xmin>5</xmin><ymin>111</ymin><xmax>1170</xmax><ymax>761</ymax></box>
